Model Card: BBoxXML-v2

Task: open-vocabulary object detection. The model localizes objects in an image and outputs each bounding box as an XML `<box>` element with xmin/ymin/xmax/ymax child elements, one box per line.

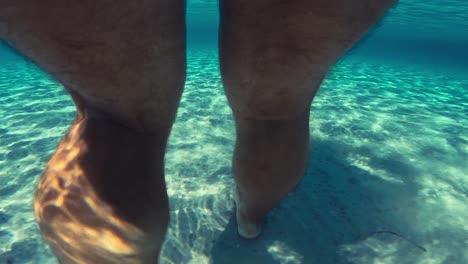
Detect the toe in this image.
<box><xmin>233</xmin><ymin>191</ymin><xmax>262</xmax><ymax>239</ymax></box>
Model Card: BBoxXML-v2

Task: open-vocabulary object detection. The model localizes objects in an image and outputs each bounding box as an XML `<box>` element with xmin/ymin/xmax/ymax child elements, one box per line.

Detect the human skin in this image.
<box><xmin>219</xmin><ymin>0</ymin><xmax>396</xmax><ymax>238</ymax></box>
<box><xmin>0</xmin><ymin>0</ymin><xmax>395</xmax><ymax>262</ymax></box>
<box><xmin>0</xmin><ymin>1</ymin><xmax>186</xmax><ymax>263</ymax></box>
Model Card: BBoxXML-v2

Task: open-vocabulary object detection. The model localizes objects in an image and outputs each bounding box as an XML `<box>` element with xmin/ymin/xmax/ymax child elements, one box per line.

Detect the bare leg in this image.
<box><xmin>1</xmin><ymin>1</ymin><xmax>185</xmax><ymax>263</ymax></box>
<box><xmin>219</xmin><ymin>0</ymin><xmax>396</xmax><ymax>238</ymax></box>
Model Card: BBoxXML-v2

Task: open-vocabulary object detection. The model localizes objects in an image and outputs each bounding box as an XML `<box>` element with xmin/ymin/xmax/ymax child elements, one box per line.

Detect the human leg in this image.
<box><xmin>219</xmin><ymin>0</ymin><xmax>396</xmax><ymax>238</ymax></box>
<box><xmin>1</xmin><ymin>1</ymin><xmax>185</xmax><ymax>262</ymax></box>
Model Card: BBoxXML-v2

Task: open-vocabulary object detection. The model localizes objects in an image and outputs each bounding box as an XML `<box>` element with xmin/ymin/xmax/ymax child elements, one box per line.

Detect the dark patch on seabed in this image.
<box><xmin>209</xmin><ymin>147</ymin><xmax>397</xmax><ymax>263</ymax></box>
<box><xmin>0</xmin><ymin>239</ymin><xmax>38</xmax><ymax>264</ymax></box>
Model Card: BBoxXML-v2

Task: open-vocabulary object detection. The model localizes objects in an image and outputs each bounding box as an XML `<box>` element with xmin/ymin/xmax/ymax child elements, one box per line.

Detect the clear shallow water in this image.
<box><xmin>1</xmin><ymin>1</ymin><xmax>468</xmax><ymax>264</ymax></box>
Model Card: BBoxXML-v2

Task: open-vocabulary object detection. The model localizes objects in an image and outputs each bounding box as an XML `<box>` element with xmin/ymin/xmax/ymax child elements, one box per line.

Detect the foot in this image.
<box><xmin>233</xmin><ymin>191</ymin><xmax>262</xmax><ymax>239</ymax></box>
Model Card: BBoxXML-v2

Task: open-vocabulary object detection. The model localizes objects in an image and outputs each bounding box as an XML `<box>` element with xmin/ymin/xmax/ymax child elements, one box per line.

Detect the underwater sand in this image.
<box><xmin>0</xmin><ymin>46</ymin><xmax>467</xmax><ymax>263</ymax></box>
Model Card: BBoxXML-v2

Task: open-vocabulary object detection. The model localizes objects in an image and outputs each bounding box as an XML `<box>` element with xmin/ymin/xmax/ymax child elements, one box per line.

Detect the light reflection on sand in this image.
<box><xmin>0</xmin><ymin>48</ymin><xmax>467</xmax><ymax>263</ymax></box>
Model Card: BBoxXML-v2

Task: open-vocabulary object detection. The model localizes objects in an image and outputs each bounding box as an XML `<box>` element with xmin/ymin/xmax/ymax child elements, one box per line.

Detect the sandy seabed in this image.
<box><xmin>0</xmin><ymin>48</ymin><xmax>467</xmax><ymax>264</ymax></box>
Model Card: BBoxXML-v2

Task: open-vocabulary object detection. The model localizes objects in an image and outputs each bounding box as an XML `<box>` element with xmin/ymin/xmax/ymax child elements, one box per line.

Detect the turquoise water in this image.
<box><xmin>1</xmin><ymin>1</ymin><xmax>467</xmax><ymax>264</ymax></box>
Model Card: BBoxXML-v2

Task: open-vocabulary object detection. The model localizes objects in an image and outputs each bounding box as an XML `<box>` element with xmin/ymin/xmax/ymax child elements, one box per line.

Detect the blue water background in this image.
<box><xmin>186</xmin><ymin>0</ymin><xmax>468</xmax><ymax>71</ymax></box>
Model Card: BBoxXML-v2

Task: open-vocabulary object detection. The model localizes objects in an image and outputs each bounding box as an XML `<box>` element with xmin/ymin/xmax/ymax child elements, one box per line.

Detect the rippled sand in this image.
<box><xmin>0</xmin><ymin>48</ymin><xmax>467</xmax><ymax>264</ymax></box>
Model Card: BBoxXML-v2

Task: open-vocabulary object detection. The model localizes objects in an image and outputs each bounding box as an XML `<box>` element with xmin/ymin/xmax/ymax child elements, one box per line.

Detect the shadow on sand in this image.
<box><xmin>210</xmin><ymin>137</ymin><xmax>426</xmax><ymax>264</ymax></box>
